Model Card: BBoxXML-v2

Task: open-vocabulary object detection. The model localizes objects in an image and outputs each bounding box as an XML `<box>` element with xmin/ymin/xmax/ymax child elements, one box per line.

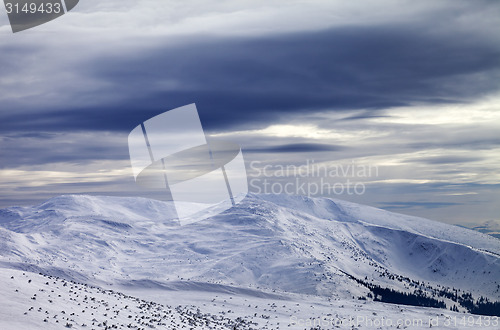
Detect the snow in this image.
<box><xmin>0</xmin><ymin>267</ymin><xmax>485</xmax><ymax>330</ymax></box>
<box><xmin>0</xmin><ymin>193</ymin><xmax>499</xmax><ymax>329</ymax></box>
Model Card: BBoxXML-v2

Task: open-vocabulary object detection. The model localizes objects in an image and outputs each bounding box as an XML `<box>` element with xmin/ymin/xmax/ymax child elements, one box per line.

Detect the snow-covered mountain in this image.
<box><xmin>0</xmin><ymin>193</ymin><xmax>499</xmax><ymax>328</ymax></box>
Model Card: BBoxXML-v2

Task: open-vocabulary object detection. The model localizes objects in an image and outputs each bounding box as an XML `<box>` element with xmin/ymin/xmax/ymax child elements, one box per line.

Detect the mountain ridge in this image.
<box><xmin>0</xmin><ymin>193</ymin><xmax>498</xmax><ymax>310</ymax></box>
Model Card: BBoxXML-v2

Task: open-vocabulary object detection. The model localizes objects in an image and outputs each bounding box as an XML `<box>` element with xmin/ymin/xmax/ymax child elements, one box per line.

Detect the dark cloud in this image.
<box><xmin>1</xmin><ymin>19</ymin><xmax>499</xmax><ymax>134</ymax></box>
<box><xmin>244</xmin><ymin>143</ymin><xmax>344</xmax><ymax>153</ymax></box>
<box><xmin>340</xmin><ymin>113</ymin><xmax>392</xmax><ymax>121</ymax></box>
<box><xmin>407</xmin><ymin>138</ymin><xmax>500</xmax><ymax>151</ymax></box>
<box><xmin>3</xmin><ymin>132</ymin><xmax>56</xmax><ymax>139</ymax></box>
<box><xmin>378</xmin><ymin>201</ymin><xmax>462</xmax><ymax>210</ymax></box>
<box><xmin>0</xmin><ymin>133</ymin><xmax>128</xmax><ymax>168</ymax></box>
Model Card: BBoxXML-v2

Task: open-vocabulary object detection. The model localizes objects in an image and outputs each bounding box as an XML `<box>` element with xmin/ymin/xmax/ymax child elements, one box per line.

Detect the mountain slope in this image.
<box><xmin>0</xmin><ymin>193</ymin><xmax>498</xmax><ymax>306</ymax></box>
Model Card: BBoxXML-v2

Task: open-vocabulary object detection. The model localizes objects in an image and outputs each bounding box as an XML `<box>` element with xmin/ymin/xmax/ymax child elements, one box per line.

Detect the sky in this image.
<box><xmin>0</xmin><ymin>0</ymin><xmax>499</xmax><ymax>228</ymax></box>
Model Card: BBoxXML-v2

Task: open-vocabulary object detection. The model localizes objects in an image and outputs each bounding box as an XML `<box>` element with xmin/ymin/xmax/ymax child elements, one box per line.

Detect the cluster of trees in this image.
<box><xmin>349</xmin><ymin>273</ymin><xmax>446</xmax><ymax>309</ymax></box>
<box><xmin>458</xmin><ymin>294</ymin><xmax>500</xmax><ymax>316</ymax></box>
<box><xmin>355</xmin><ymin>278</ymin><xmax>445</xmax><ymax>308</ymax></box>
<box><xmin>431</xmin><ymin>286</ymin><xmax>500</xmax><ymax>316</ymax></box>
<box><xmin>370</xmin><ymin>286</ymin><xmax>446</xmax><ymax>309</ymax></box>
<box><xmin>348</xmin><ymin>272</ymin><xmax>500</xmax><ymax>316</ymax></box>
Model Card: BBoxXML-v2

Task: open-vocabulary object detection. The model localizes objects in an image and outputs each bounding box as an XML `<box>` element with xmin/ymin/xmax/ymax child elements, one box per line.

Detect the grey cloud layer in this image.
<box><xmin>1</xmin><ymin>15</ymin><xmax>499</xmax><ymax>134</ymax></box>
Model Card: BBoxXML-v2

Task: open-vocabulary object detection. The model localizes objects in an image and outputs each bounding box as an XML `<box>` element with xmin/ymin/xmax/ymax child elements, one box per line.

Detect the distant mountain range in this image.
<box><xmin>0</xmin><ymin>193</ymin><xmax>499</xmax><ymax>319</ymax></box>
<box><xmin>459</xmin><ymin>220</ymin><xmax>500</xmax><ymax>240</ymax></box>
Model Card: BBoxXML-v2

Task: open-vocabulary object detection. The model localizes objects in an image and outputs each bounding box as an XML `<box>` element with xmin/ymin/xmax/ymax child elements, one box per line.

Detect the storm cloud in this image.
<box><xmin>1</xmin><ymin>22</ymin><xmax>499</xmax><ymax>133</ymax></box>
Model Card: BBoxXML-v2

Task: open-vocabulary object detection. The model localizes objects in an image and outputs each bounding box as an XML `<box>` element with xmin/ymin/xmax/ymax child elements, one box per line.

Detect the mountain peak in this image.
<box><xmin>0</xmin><ymin>193</ymin><xmax>498</xmax><ymax>303</ymax></box>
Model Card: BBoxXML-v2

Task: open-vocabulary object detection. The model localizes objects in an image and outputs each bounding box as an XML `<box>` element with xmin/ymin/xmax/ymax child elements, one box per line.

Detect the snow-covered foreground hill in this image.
<box><xmin>3</xmin><ymin>267</ymin><xmax>488</xmax><ymax>330</ymax></box>
<box><xmin>0</xmin><ymin>193</ymin><xmax>499</xmax><ymax>329</ymax></box>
